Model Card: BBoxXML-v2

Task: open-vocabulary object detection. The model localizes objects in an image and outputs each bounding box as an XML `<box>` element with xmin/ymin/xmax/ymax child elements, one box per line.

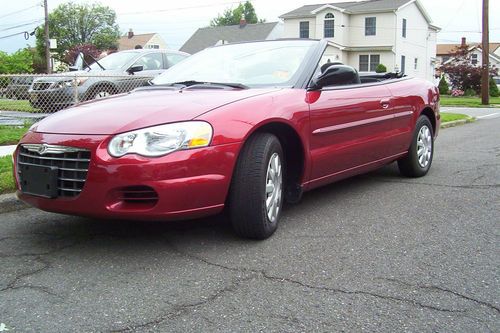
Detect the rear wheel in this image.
<box><xmin>229</xmin><ymin>133</ymin><xmax>284</xmax><ymax>239</ymax></box>
<box><xmin>90</xmin><ymin>85</ymin><xmax>115</xmax><ymax>100</ymax></box>
<box><xmin>398</xmin><ymin>115</ymin><xmax>434</xmax><ymax>177</ymax></box>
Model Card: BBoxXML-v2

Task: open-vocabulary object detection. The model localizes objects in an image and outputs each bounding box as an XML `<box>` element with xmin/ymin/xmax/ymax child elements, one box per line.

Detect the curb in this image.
<box><xmin>440</xmin><ymin>117</ymin><xmax>476</xmax><ymax>129</ymax></box>
<box><xmin>0</xmin><ymin>192</ymin><xmax>29</xmax><ymax>214</ymax></box>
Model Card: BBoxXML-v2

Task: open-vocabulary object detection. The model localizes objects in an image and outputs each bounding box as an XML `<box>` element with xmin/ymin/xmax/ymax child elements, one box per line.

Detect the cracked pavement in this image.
<box><xmin>0</xmin><ymin>117</ymin><xmax>499</xmax><ymax>332</ymax></box>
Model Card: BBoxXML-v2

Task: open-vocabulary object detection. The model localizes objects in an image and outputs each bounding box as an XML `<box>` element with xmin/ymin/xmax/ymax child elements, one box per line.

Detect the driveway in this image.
<box><xmin>0</xmin><ymin>117</ymin><xmax>498</xmax><ymax>332</ymax></box>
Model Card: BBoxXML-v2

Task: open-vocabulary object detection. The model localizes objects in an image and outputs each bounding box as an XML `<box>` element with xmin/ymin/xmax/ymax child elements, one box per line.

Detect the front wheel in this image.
<box><xmin>398</xmin><ymin>115</ymin><xmax>434</xmax><ymax>177</ymax></box>
<box><xmin>229</xmin><ymin>133</ymin><xmax>284</xmax><ymax>239</ymax></box>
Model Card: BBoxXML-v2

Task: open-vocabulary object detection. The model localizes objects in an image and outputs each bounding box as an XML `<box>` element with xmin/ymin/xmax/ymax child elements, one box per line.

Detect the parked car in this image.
<box><xmin>14</xmin><ymin>39</ymin><xmax>440</xmax><ymax>239</ymax></box>
<box><xmin>28</xmin><ymin>49</ymin><xmax>189</xmax><ymax>112</ymax></box>
<box><xmin>5</xmin><ymin>75</ymin><xmax>33</xmax><ymax>100</ymax></box>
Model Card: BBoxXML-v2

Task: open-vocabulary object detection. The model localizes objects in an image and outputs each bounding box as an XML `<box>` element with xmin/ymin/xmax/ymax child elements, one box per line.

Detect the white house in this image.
<box><xmin>280</xmin><ymin>0</ymin><xmax>440</xmax><ymax>81</ymax></box>
<box><xmin>118</xmin><ymin>29</ymin><xmax>168</xmax><ymax>51</ymax></box>
<box><xmin>436</xmin><ymin>38</ymin><xmax>500</xmax><ymax>68</ymax></box>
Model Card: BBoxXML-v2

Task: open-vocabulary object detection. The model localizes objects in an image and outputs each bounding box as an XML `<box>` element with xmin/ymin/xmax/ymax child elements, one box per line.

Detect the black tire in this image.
<box><xmin>229</xmin><ymin>133</ymin><xmax>284</xmax><ymax>239</ymax></box>
<box><xmin>398</xmin><ymin>115</ymin><xmax>434</xmax><ymax>177</ymax></box>
<box><xmin>89</xmin><ymin>85</ymin><xmax>115</xmax><ymax>101</ymax></box>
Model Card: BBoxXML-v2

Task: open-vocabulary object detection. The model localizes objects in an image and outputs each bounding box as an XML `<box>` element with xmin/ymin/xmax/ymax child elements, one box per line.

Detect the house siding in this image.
<box><xmin>395</xmin><ymin>2</ymin><xmax>433</xmax><ymax>80</ymax></box>
<box><xmin>348</xmin><ymin>12</ymin><xmax>396</xmax><ymax>47</ymax></box>
<box><xmin>144</xmin><ymin>34</ymin><xmax>168</xmax><ymax>49</ymax></box>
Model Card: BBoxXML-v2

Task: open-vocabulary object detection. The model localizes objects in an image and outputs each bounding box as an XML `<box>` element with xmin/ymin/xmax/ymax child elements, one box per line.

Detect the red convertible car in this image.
<box><xmin>14</xmin><ymin>39</ymin><xmax>440</xmax><ymax>239</ymax></box>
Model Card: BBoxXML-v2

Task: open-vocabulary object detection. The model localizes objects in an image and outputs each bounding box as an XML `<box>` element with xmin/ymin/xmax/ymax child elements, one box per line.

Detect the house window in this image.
<box><xmin>299</xmin><ymin>21</ymin><xmax>309</xmax><ymax>38</ymax></box>
<box><xmin>401</xmin><ymin>55</ymin><xmax>406</xmax><ymax>74</ymax></box>
<box><xmin>324</xmin><ymin>13</ymin><xmax>334</xmax><ymax>38</ymax></box>
<box><xmin>365</xmin><ymin>17</ymin><xmax>376</xmax><ymax>36</ymax></box>
<box><xmin>369</xmin><ymin>55</ymin><xmax>380</xmax><ymax>71</ymax></box>
<box><xmin>414</xmin><ymin>58</ymin><xmax>418</xmax><ymax>70</ymax></box>
<box><xmin>442</xmin><ymin>56</ymin><xmax>450</xmax><ymax>63</ymax></box>
<box><xmin>402</xmin><ymin>19</ymin><xmax>407</xmax><ymax>38</ymax></box>
<box><xmin>471</xmin><ymin>53</ymin><xmax>478</xmax><ymax>65</ymax></box>
<box><xmin>359</xmin><ymin>54</ymin><xmax>380</xmax><ymax>72</ymax></box>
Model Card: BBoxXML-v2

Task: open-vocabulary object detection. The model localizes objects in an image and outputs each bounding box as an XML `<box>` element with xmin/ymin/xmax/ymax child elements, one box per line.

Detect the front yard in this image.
<box><xmin>0</xmin><ymin>99</ymin><xmax>38</xmax><ymax>112</ymax></box>
<box><xmin>0</xmin><ymin>155</ymin><xmax>15</xmax><ymax>194</ymax></box>
<box><xmin>440</xmin><ymin>96</ymin><xmax>500</xmax><ymax>107</ymax></box>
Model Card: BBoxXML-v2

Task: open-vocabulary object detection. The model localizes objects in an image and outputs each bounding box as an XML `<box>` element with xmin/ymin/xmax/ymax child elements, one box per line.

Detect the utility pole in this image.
<box><xmin>481</xmin><ymin>0</ymin><xmax>489</xmax><ymax>105</ymax></box>
<box><xmin>43</xmin><ymin>0</ymin><xmax>51</xmax><ymax>74</ymax></box>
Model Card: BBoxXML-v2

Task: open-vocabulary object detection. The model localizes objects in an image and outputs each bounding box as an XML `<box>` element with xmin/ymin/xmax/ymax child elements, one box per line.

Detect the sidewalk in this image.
<box><xmin>0</xmin><ymin>110</ymin><xmax>49</xmax><ymax>125</ymax></box>
<box><xmin>0</xmin><ymin>145</ymin><xmax>16</xmax><ymax>157</ymax></box>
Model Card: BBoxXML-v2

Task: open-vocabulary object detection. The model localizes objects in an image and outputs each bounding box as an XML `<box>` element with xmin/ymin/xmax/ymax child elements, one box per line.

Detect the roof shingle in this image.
<box><xmin>180</xmin><ymin>22</ymin><xmax>279</xmax><ymax>54</ymax></box>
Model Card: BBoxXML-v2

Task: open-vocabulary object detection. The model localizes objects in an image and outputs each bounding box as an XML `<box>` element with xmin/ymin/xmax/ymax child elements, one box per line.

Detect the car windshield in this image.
<box><xmin>152</xmin><ymin>40</ymin><xmax>317</xmax><ymax>87</ymax></box>
<box><xmin>87</xmin><ymin>52</ymin><xmax>139</xmax><ymax>71</ymax></box>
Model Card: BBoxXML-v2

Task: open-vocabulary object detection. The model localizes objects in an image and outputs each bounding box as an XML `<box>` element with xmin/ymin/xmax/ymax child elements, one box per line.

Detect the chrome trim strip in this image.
<box><xmin>312</xmin><ymin>111</ymin><xmax>413</xmax><ymax>135</ymax></box>
<box><xmin>18</xmin><ymin>152</ymin><xmax>90</xmax><ymax>162</ymax></box>
<box><xmin>17</xmin><ymin>161</ymin><xmax>88</xmax><ymax>172</ymax></box>
<box><xmin>58</xmin><ymin>187</ymin><xmax>82</xmax><ymax>192</ymax></box>
<box><xmin>58</xmin><ymin>177</ymin><xmax>85</xmax><ymax>182</ymax></box>
<box><xmin>21</xmin><ymin>144</ymin><xmax>89</xmax><ymax>155</ymax></box>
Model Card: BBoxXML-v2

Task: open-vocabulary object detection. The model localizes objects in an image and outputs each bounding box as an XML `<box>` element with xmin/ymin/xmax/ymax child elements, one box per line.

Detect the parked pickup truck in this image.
<box><xmin>28</xmin><ymin>49</ymin><xmax>189</xmax><ymax>112</ymax></box>
<box><xmin>14</xmin><ymin>39</ymin><xmax>440</xmax><ymax>239</ymax></box>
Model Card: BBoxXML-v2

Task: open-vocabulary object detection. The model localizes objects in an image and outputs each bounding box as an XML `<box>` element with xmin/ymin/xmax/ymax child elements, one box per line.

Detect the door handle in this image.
<box><xmin>380</xmin><ymin>99</ymin><xmax>391</xmax><ymax>109</ymax></box>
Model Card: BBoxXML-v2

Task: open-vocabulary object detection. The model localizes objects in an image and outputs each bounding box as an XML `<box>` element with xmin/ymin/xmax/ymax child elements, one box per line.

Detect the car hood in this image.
<box><xmin>33</xmin><ymin>88</ymin><xmax>281</xmax><ymax>135</ymax></box>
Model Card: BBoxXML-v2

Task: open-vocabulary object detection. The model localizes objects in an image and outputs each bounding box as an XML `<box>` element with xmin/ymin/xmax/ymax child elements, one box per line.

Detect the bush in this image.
<box><xmin>438</xmin><ymin>76</ymin><xmax>449</xmax><ymax>95</ymax></box>
<box><xmin>489</xmin><ymin>77</ymin><xmax>500</xmax><ymax>97</ymax></box>
<box><xmin>464</xmin><ymin>88</ymin><xmax>476</xmax><ymax>96</ymax></box>
<box><xmin>375</xmin><ymin>64</ymin><xmax>387</xmax><ymax>73</ymax></box>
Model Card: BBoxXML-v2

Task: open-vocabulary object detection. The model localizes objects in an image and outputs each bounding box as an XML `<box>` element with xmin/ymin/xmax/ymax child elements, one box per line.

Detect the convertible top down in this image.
<box><xmin>14</xmin><ymin>39</ymin><xmax>440</xmax><ymax>239</ymax></box>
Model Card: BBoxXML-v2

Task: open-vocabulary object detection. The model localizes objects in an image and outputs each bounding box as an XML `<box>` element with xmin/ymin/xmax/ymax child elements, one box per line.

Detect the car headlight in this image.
<box><xmin>108</xmin><ymin>121</ymin><xmax>213</xmax><ymax>157</ymax></box>
<box><xmin>57</xmin><ymin>80</ymin><xmax>73</xmax><ymax>88</ymax></box>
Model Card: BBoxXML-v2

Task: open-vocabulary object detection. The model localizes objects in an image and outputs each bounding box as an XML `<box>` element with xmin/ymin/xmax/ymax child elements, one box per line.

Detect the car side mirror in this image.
<box><xmin>127</xmin><ymin>65</ymin><xmax>143</xmax><ymax>74</ymax></box>
<box><xmin>309</xmin><ymin>64</ymin><xmax>360</xmax><ymax>90</ymax></box>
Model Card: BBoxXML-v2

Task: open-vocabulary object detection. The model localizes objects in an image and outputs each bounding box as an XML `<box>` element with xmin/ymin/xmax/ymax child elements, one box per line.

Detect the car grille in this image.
<box><xmin>32</xmin><ymin>82</ymin><xmax>53</xmax><ymax>91</ymax></box>
<box><xmin>18</xmin><ymin>145</ymin><xmax>91</xmax><ymax>198</ymax></box>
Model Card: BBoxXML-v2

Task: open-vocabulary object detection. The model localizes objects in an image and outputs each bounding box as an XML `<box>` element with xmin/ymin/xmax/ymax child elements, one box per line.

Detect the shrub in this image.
<box><xmin>438</xmin><ymin>76</ymin><xmax>449</xmax><ymax>95</ymax></box>
<box><xmin>451</xmin><ymin>89</ymin><xmax>464</xmax><ymax>97</ymax></box>
<box><xmin>375</xmin><ymin>64</ymin><xmax>387</xmax><ymax>73</ymax></box>
<box><xmin>464</xmin><ymin>88</ymin><xmax>476</xmax><ymax>96</ymax></box>
<box><xmin>489</xmin><ymin>77</ymin><xmax>500</xmax><ymax>97</ymax></box>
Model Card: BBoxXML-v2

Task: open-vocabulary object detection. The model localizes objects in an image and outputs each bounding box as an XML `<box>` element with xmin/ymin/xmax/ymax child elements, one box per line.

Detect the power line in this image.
<box><xmin>0</xmin><ymin>19</ymin><xmax>43</xmax><ymax>32</ymax></box>
<box><xmin>0</xmin><ymin>3</ymin><xmax>41</xmax><ymax>20</ymax></box>
<box><xmin>0</xmin><ymin>31</ymin><xmax>30</xmax><ymax>40</ymax></box>
<box><xmin>118</xmin><ymin>0</ymin><xmax>249</xmax><ymax>16</ymax></box>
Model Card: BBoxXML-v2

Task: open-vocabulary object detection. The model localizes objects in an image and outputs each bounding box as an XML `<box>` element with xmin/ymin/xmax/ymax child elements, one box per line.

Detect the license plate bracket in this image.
<box><xmin>19</xmin><ymin>164</ymin><xmax>58</xmax><ymax>198</ymax></box>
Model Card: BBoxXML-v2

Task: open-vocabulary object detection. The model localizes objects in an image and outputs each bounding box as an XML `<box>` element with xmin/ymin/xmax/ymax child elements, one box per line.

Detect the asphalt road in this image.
<box><xmin>0</xmin><ymin>117</ymin><xmax>499</xmax><ymax>332</ymax></box>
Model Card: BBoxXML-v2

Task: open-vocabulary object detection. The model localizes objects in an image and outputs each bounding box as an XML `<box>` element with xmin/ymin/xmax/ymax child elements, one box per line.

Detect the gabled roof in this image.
<box><xmin>180</xmin><ymin>22</ymin><xmax>279</xmax><ymax>54</ymax></box>
<box><xmin>118</xmin><ymin>33</ymin><xmax>156</xmax><ymax>51</ymax></box>
<box><xmin>280</xmin><ymin>0</ymin><xmax>414</xmax><ymax>19</ymax></box>
<box><xmin>437</xmin><ymin>43</ymin><xmax>500</xmax><ymax>55</ymax></box>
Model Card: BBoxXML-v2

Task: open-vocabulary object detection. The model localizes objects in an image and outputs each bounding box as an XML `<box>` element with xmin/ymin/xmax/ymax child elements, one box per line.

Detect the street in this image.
<box><xmin>0</xmin><ymin>117</ymin><xmax>499</xmax><ymax>332</ymax></box>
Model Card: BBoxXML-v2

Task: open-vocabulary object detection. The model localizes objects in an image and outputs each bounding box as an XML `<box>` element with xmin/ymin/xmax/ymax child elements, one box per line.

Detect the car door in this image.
<box><xmin>308</xmin><ymin>83</ymin><xmax>395</xmax><ymax>185</ymax></box>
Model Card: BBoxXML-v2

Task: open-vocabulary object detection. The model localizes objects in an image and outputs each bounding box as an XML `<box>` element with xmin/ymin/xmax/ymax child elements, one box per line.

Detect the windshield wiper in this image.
<box><xmin>89</xmin><ymin>55</ymin><xmax>106</xmax><ymax>71</ymax></box>
<box><xmin>168</xmin><ymin>80</ymin><xmax>249</xmax><ymax>89</ymax></box>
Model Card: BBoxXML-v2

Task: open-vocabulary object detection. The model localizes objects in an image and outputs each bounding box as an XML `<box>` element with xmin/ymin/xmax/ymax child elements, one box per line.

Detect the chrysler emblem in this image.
<box><xmin>38</xmin><ymin>144</ymin><xmax>48</xmax><ymax>154</ymax></box>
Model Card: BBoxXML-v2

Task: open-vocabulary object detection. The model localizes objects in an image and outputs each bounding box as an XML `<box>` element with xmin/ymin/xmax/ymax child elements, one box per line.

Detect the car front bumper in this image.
<box><xmin>14</xmin><ymin>131</ymin><xmax>241</xmax><ymax>221</ymax></box>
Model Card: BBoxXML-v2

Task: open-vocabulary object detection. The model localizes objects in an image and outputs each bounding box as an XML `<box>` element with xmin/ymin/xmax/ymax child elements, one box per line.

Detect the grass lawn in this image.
<box><xmin>441</xmin><ymin>96</ymin><xmax>500</xmax><ymax>107</ymax></box>
<box><xmin>440</xmin><ymin>112</ymin><xmax>471</xmax><ymax>123</ymax></box>
<box><xmin>0</xmin><ymin>99</ymin><xmax>38</xmax><ymax>112</ymax></box>
<box><xmin>0</xmin><ymin>124</ymin><xmax>30</xmax><ymax>145</ymax></box>
<box><xmin>0</xmin><ymin>155</ymin><xmax>15</xmax><ymax>194</ymax></box>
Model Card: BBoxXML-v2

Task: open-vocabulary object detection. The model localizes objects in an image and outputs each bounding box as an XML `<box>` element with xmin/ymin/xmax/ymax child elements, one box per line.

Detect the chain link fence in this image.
<box><xmin>0</xmin><ymin>73</ymin><xmax>155</xmax><ymax>117</ymax></box>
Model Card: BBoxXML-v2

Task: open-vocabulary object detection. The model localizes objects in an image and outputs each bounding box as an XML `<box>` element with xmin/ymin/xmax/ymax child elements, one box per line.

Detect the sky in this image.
<box><xmin>0</xmin><ymin>0</ymin><xmax>499</xmax><ymax>54</ymax></box>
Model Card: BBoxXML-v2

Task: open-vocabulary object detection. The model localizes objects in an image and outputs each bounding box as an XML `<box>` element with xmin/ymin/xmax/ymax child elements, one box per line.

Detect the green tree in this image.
<box><xmin>210</xmin><ymin>1</ymin><xmax>264</xmax><ymax>26</ymax></box>
<box><xmin>438</xmin><ymin>76</ymin><xmax>449</xmax><ymax>95</ymax></box>
<box><xmin>0</xmin><ymin>49</ymin><xmax>33</xmax><ymax>74</ymax></box>
<box><xmin>35</xmin><ymin>2</ymin><xmax>120</xmax><ymax>62</ymax></box>
<box><xmin>489</xmin><ymin>77</ymin><xmax>500</xmax><ymax>97</ymax></box>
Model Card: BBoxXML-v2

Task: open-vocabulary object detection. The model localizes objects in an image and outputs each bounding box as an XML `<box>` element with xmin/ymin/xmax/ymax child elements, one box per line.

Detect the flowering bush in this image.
<box><xmin>451</xmin><ymin>89</ymin><xmax>464</xmax><ymax>97</ymax></box>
